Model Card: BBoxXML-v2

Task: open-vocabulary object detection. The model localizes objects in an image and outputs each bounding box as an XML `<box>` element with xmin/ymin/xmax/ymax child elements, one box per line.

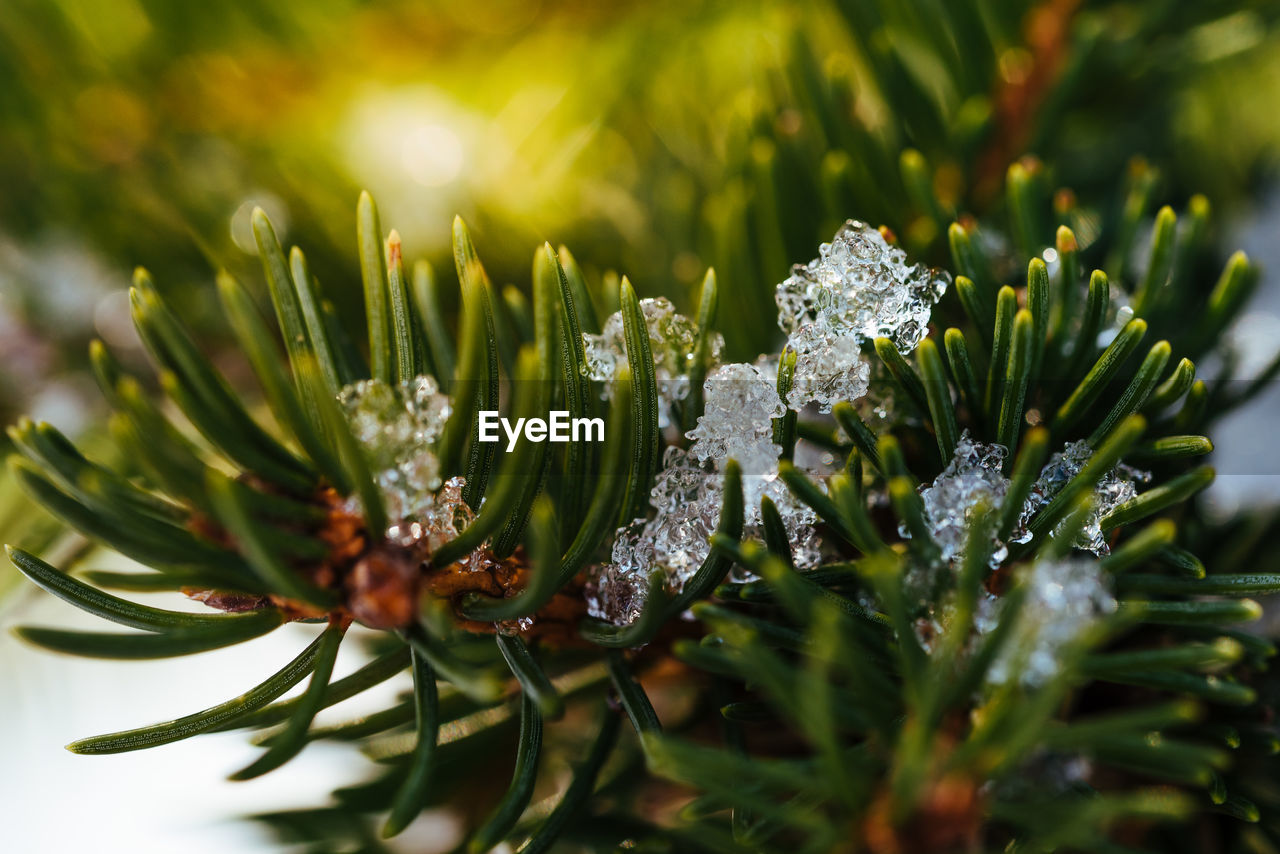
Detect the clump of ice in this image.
<box><xmin>786</xmin><ymin>325</ymin><xmax>871</xmax><ymax>412</ymax></box>
<box><xmin>688</xmin><ymin>362</ymin><xmax>783</xmax><ymax>476</ymax></box>
<box><xmin>338</xmin><ymin>376</ymin><xmax>452</xmax><ymax>524</ymax></box>
<box><xmin>984</xmin><ymin>557</ymin><xmax>1116</xmax><ymax>688</ymax></box>
<box><xmin>775</xmin><ymin>221</ymin><xmax>950</xmax><ymax>348</ymax></box>
<box><xmin>584</xmin><ymin>449</ymin><xmax>720</xmax><ymax>626</ymax></box>
<box><xmin>901</xmin><ymin>433</ymin><xmax>1012</xmax><ymax>647</ymax></box>
<box><xmin>586</xmin><ymin>360</ymin><xmax>823</xmax><ymax>626</ymax></box>
<box><xmin>584</xmin><ymin>561</ymin><xmax>652</xmax><ymax>628</ymax></box>
<box><xmin>632</xmin><ymin>451</ymin><xmax>721</xmax><ymax>579</ymax></box>
<box><xmin>1018</xmin><ymin>440</ymin><xmax>1149</xmax><ymax>555</ymax></box>
<box><xmin>383</xmin><ymin>476</ymin><xmax>472</xmax><ymax>551</ymax></box>
<box><xmin>584</xmin><ymin>446</ymin><xmax>823</xmax><ymax>626</ymax></box>
<box><xmin>917</xmin><ymin>432</ymin><xmax>1014</xmax><ymax>567</ymax></box>
<box><xmin>906</xmin><ymin>439</ymin><xmax>1145</xmax><ymax>658</ymax></box>
<box><xmin>776</xmin><ymin>220</ymin><xmax>948</xmax><ymax>412</ymax></box>
<box><xmin>582</xmin><ymin>296</ymin><xmax>723</xmax><ymax>423</ymax></box>
<box><xmin>337</xmin><ymin>376</ymin><xmax>485</xmax><ymax>566</ymax></box>
<box><xmin>687</xmin><ymin>363</ymin><xmax>819</xmax><ymax>526</ymax></box>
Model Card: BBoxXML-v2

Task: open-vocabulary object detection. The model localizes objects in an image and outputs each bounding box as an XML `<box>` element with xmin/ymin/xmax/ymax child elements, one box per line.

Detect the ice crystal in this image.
<box><xmin>787</xmin><ymin>526</ymin><xmax>825</xmax><ymax>570</ymax></box>
<box><xmin>909</xmin><ymin>587</ymin><xmax>999</xmax><ymax>655</ymax></box>
<box><xmin>586</xmin><ymin>443</ymin><xmax>820</xmax><ymax>626</ymax></box>
<box><xmin>899</xmin><ymin>434</ymin><xmax>1013</xmax><ymax>628</ymax></box>
<box><xmin>917</xmin><ymin>432</ymin><xmax>1013</xmax><ymax>566</ymax></box>
<box><xmin>584</xmin><ymin>450</ymin><xmax>718</xmax><ymax>626</ymax></box>
<box><xmin>587</xmin><ymin>359</ymin><xmax>832</xmax><ymax>626</ymax></box>
<box><xmin>337</xmin><ymin>378</ymin><xmax>481</xmax><ymax>563</ymax></box>
<box><xmin>687</xmin><ymin>362</ymin><xmax>817</xmax><ymax>523</ymax></box>
<box><xmin>774</xmin><ymin>221</ymin><xmax>945</xmax><ymax>412</ymax></box>
<box><xmin>338</xmin><ymin>375</ymin><xmax>453</xmax><ymax>525</ymax></box>
<box><xmin>688</xmin><ymin>362</ymin><xmax>783</xmax><ymax>467</ymax></box>
<box><xmin>585</xmin><ymin>562</ymin><xmax>651</xmax><ymax>626</ymax></box>
<box><xmin>785</xmin><ymin>323</ymin><xmax>871</xmax><ymax>413</ymax></box>
<box><xmin>985</xmin><ymin>557</ymin><xmax>1116</xmax><ymax>688</ymax></box>
<box><xmin>1018</xmin><ymin>441</ymin><xmax>1149</xmax><ymax>555</ymax></box>
<box><xmin>384</xmin><ymin>475</ymin><xmax>472</xmax><ymax>548</ymax></box>
<box><xmin>642</xmin><ymin>448</ymin><xmax>722</xmax><ymax>580</ymax></box>
<box><xmin>582</xmin><ymin>296</ymin><xmax>723</xmax><ymax>422</ymax></box>
<box><xmin>776</xmin><ymin>220</ymin><xmax>949</xmax><ymax>351</ymax></box>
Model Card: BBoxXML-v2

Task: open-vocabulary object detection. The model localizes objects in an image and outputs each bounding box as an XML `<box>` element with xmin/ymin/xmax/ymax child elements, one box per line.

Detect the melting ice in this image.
<box><xmin>776</xmin><ymin>220</ymin><xmax>948</xmax><ymax>411</ymax></box>
<box><xmin>582</xmin><ymin>296</ymin><xmax>723</xmax><ymax>425</ymax></box>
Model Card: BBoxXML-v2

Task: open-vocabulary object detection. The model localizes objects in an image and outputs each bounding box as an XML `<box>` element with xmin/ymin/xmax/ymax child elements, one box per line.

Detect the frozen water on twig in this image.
<box><xmin>582</xmin><ymin>296</ymin><xmax>723</xmax><ymax>424</ymax></box>
<box><xmin>585</xmin><ymin>445</ymin><xmax>823</xmax><ymax>626</ymax></box>
<box><xmin>1017</xmin><ymin>440</ymin><xmax>1149</xmax><ymax>555</ymax></box>
<box><xmin>983</xmin><ymin>557</ymin><xmax>1116</xmax><ymax>688</ymax></box>
<box><xmin>688</xmin><ymin>362</ymin><xmax>783</xmax><ymax>467</ymax></box>
<box><xmin>586</xmin><ymin>361</ymin><xmax>823</xmax><ymax>626</ymax></box>
<box><xmin>338</xmin><ymin>377</ymin><xmax>482</xmax><ymax>563</ymax></box>
<box><xmin>584</xmin><ymin>449</ymin><xmax>721</xmax><ymax>626</ymax></box>
<box><xmin>786</xmin><ymin>323</ymin><xmax>871</xmax><ymax>413</ymax></box>
<box><xmin>338</xmin><ymin>376</ymin><xmax>452</xmax><ymax>525</ymax></box>
<box><xmin>584</xmin><ymin>561</ymin><xmax>652</xmax><ymax>627</ymax></box>
<box><xmin>776</xmin><ymin>220</ymin><xmax>947</xmax><ymax>411</ymax></box>
<box><xmin>383</xmin><ymin>475</ymin><xmax>472</xmax><ymax>551</ymax></box>
<box><xmin>776</xmin><ymin>220</ymin><xmax>949</xmax><ymax>348</ymax></box>
<box><xmin>917</xmin><ymin>431</ymin><xmax>1014</xmax><ymax>567</ymax></box>
<box><xmin>687</xmin><ymin>363</ymin><xmax>815</xmax><ymax>526</ymax></box>
<box><xmin>904</xmin><ymin>433</ymin><xmax>1012</xmax><ymax>648</ymax></box>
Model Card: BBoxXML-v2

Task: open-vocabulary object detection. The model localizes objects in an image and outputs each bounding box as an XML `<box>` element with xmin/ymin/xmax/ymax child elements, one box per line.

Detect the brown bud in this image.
<box><xmin>344</xmin><ymin>546</ymin><xmax>421</xmax><ymax>629</ymax></box>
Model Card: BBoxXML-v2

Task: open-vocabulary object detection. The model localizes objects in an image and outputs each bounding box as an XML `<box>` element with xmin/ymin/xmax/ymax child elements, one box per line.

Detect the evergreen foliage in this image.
<box><xmin>6</xmin><ymin>3</ymin><xmax>1280</xmax><ymax>853</ymax></box>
